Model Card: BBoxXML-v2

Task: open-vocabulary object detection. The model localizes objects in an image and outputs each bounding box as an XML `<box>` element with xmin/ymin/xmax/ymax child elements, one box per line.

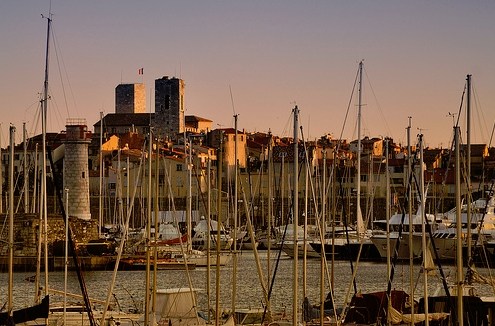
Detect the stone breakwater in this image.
<box><xmin>0</xmin><ymin>213</ymin><xmax>100</xmax><ymax>270</ymax></box>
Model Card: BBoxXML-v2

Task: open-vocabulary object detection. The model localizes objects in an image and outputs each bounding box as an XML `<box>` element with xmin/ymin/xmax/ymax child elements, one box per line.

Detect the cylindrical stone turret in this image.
<box><xmin>64</xmin><ymin>119</ymin><xmax>91</xmax><ymax>220</ymax></box>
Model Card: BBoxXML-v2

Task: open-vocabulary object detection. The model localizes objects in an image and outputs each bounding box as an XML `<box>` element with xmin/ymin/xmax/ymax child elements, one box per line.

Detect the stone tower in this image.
<box><xmin>154</xmin><ymin>76</ymin><xmax>185</xmax><ymax>140</ymax></box>
<box><xmin>115</xmin><ymin>83</ymin><xmax>146</xmax><ymax>113</ymax></box>
<box><xmin>64</xmin><ymin>119</ymin><xmax>91</xmax><ymax>220</ymax></box>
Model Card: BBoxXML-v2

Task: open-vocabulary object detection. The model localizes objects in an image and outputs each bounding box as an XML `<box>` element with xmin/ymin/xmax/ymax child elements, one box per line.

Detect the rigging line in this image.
<box><xmin>51</xmin><ymin>26</ymin><xmax>76</xmax><ymax>119</ymax></box>
<box><xmin>23</xmin><ymin>100</ymin><xmax>41</xmax><ymax>129</ymax></box>
<box><xmin>490</xmin><ymin>121</ymin><xmax>495</xmax><ymax>148</ymax></box>
<box><xmin>280</xmin><ymin>110</ymin><xmax>294</xmax><ymax>139</ymax></box>
<box><xmin>363</xmin><ymin>67</ymin><xmax>392</xmax><ymax>138</ymax></box>
<box><xmin>46</xmin><ymin>84</ymin><xmax>65</xmax><ymax>132</ymax></box>
<box><xmin>335</xmin><ymin>64</ymin><xmax>359</xmax><ymax>158</ymax></box>
<box><xmin>455</xmin><ymin>83</ymin><xmax>466</xmax><ymax>129</ymax></box>
<box><xmin>229</xmin><ymin>85</ymin><xmax>236</xmax><ymax>116</ymax></box>
<box><xmin>472</xmin><ymin>83</ymin><xmax>489</xmax><ymax>143</ymax></box>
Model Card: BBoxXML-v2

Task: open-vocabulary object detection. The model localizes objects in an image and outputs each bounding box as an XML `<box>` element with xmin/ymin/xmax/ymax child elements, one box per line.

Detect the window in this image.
<box><xmin>176</xmin><ymin>164</ymin><xmax>183</xmax><ymax>171</ymax></box>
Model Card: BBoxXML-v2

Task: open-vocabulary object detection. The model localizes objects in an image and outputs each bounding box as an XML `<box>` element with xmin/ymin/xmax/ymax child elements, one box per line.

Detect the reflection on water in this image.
<box><xmin>1</xmin><ymin>251</ymin><xmax>494</xmax><ymax>313</ymax></box>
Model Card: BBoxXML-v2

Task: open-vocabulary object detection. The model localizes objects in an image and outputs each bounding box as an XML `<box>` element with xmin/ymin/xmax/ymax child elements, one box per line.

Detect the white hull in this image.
<box><xmin>280</xmin><ymin>241</ymin><xmax>320</xmax><ymax>258</ymax></box>
<box><xmin>370</xmin><ymin>232</ymin><xmax>422</xmax><ymax>260</ymax></box>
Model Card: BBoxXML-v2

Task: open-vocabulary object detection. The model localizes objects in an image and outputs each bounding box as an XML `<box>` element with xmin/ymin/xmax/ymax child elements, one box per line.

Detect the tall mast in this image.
<box><xmin>215</xmin><ymin>134</ymin><xmax>223</xmax><ymax>326</ymax></box>
<box><xmin>99</xmin><ymin>111</ymin><xmax>104</xmax><ymax>238</ymax></box>
<box><xmin>186</xmin><ymin>135</ymin><xmax>192</xmax><ymax>252</ymax></box>
<box><xmin>454</xmin><ymin>126</ymin><xmax>464</xmax><ymax>325</ymax></box>
<box><xmin>8</xmin><ymin>125</ymin><xmax>15</xmax><ymax>315</ymax></box>
<box><xmin>356</xmin><ymin>61</ymin><xmax>364</xmax><ymax>237</ymax></box>
<box><xmin>144</xmin><ymin>131</ymin><xmax>152</xmax><ymax>326</ymax></box>
<box><xmin>0</xmin><ymin>124</ymin><xmax>2</xmax><ymax>214</ymax></box>
<box><xmin>152</xmin><ymin>139</ymin><xmax>160</xmax><ymax>325</ymax></box>
<box><xmin>419</xmin><ymin>134</ymin><xmax>429</xmax><ymax>326</ymax></box>
<box><xmin>231</xmin><ymin>114</ymin><xmax>239</xmax><ymax>314</ymax></box>
<box><xmin>41</xmin><ymin>13</ymin><xmax>52</xmax><ymax>299</ymax></box>
<box><xmin>23</xmin><ymin>123</ymin><xmax>29</xmax><ymax>213</ymax></box>
<box><xmin>320</xmin><ymin>147</ymin><xmax>326</xmax><ymax>324</ymax></box>
<box><xmin>32</xmin><ymin>144</ymin><xmax>38</xmax><ymax>214</ymax></box>
<box><xmin>466</xmin><ymin>74</ymin><xmax>472</xmax><ymax>265</ymax></box>
<box><xmin>206</xmin><ymin>155</ymin><xmax>212</xmax><ymax>322</ymax></box>
<box><xmin>407</xmin><ymin>117</ymin><xmax>415</xmax><ymax>325</ymax></box>
<box><xmin>292</xmin><ymin>105</ymin><xmax>299</xmax><ymax>326</ymax></box>
<box><xmin>267</xmin><ymin>131</ymin><xmax>273</xmax><ymax>287</ymax></box>
<box><xmin>385</xmin><ymin>138</ymin><xmax>391</xmax><ymax>326</ymax></box>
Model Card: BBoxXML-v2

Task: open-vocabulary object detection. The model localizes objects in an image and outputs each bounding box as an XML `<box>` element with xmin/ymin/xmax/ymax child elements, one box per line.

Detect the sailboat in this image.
<box><xmin>0</xmin><ymin>126</ymin><xmax>49</xmax><ymax>325</ymax></box>
<box><xmin>310</xmin><ymin>61</ymin><xmax>380</xmax><ymax>262</ymax></box>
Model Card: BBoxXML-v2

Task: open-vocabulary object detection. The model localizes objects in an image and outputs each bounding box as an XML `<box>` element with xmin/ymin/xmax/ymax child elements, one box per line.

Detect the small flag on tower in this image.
<box><xmin>138</xmin><ymin>67</ymin><xmax>144</xmax><ymax>75</ymax></box>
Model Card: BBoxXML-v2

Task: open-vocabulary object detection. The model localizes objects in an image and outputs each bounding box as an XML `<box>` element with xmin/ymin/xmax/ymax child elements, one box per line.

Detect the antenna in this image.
<box><xmin>417</xmin><ymin>127</ymin><xmax>427</xmax><ymax>136</ymax></box>
<box><xmin>447</xmin><ymin>112</ymin><xmax>457</xmax><ymax>126</ymax></box>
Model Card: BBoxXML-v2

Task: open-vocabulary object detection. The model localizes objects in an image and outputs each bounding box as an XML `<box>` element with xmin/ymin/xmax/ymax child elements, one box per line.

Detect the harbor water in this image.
<box><xmin>2</xmin><ymin>251</ymin><xmax>494</xmax><ymax>314</ymax></box>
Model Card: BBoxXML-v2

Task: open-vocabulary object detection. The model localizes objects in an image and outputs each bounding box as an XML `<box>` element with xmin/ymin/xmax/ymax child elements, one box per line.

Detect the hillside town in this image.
<box><xmin>2</xmin><ymin>76</ymin><xmax>495</xmax><ymax>249</ymax></box>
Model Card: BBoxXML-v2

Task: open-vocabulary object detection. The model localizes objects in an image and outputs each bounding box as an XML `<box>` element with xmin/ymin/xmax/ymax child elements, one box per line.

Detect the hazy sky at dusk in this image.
<box><xmin>1</xmin><ymin>1</ymin><xmax>494</xmax><ymax>148</ymax></box>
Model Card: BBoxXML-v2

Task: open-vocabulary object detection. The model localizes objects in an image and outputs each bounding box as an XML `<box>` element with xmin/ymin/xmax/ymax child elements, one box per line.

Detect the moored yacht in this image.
<box><xmin>370</xmin><ymin>210</ymin><xmax>439</xmax><ymax>260</ymax></box>
<box><xmin>413</xmin><ymin>192</ymin><xmax>495</xmax><ymax>261</ymax></box>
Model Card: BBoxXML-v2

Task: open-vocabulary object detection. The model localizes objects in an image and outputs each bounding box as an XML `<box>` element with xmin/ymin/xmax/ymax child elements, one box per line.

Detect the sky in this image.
<box><xmin>1</xmin><ymin>1</ymin><xmax>495</xmax><ymax>149</ymax></box>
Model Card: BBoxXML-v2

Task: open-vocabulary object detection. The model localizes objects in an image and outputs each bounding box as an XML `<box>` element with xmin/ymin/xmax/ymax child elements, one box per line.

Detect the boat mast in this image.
<box><xmin>99</xmin><ymin>111</ymin><xmax>103</xmax><ymax>238</ymax></box>
<box><xmin>419</xmin><ymin>134</ymin><xmax>429</xmax><ymax>326</ymax></box>
<box><xmin>0</xmin><ymin>124</ymin><xmax>2</xmax><ymax>214</ymax></box>
<box><xmin>267</xmin><ymin>131</ymin><xmax>273</xmax><ymax>287</ymax></box>
<box><xmin>32</xmin><ymin>143</ymin><xmax>38</xmax><ymax>214</ymax></box>
<box><xmin>320</xmin><ymin>147</ymin><xmax>326</xmax><ymax>325</ymax></box>
<box><xmin>23</xmin><ymin>123</ymin><xmax>29</xmax><ymax>213</ymax></box>
<box><xmin>231</xmin><ymin>113</ymin><xmax>239</xmax><ymax>314</ymax></box>
<box><xmin>8</xmin><ymin>126</ymin><xmax>15</xmax><ymax>316</ymax></box>
<box><xmin>385</xmin><ymin>138</ymin><xmax>391</xmax><ymax>326</ymax></box>
<box><xmin>292</xmin><ymin>105</ymin><xmax>299</xmax><ymax>326</ymax></box>
<box><xmin>206</xmin><ymin>155</ymin><xmax>212</xmax><ymax>322</ymax></box>
<box><xmin>454</xmin><ymin>126</ymin><xmax>464</xmax><ymax>325</ymax></box>
<box><xmin>356</xmin><ymin>60</ymin><xmax>364</xmax><ymax>238</ymax></box>
<box><xmin>41</xmin><ymin>12</ymin><xmax>51</xmax><ymax>300</ymax></box>
<box><xmin>466</xmin><ymin>74</ymin><xmax>472</xmax><ymax>266</ymax></box>
<box><xmin>215</xmin><ymin>134</ymin><xmax>223</xmax><ymax>326</ymax></box>
<box><xmin>152</xmin><ymin>139</ymin><xmax>160</xmax><ymax>325</ymax></box>
<box><xmin>407</xmin><ymin>117</ymin><xmax>415</xmax><ymax>326</ymax></box>
<box><xmin>64</xmin><ymin>188</ymin><xmax>69</xmax><ymax>326</ymax></box>
<box><xmin>144</xmin><ymin>131</ymin><xmax>152</xmax><ymax>326</ymax></box>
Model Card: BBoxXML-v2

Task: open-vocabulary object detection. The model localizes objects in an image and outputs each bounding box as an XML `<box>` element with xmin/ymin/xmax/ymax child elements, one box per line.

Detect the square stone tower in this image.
<box><xmin>115</xmin><ymin>83</ymin><xmax>146</xmax><ymax>113</ymax></box>
<box><xmin>154</xmin><ymin>76</ymin><xmax>185</xmax><ymax>140</ymax></box>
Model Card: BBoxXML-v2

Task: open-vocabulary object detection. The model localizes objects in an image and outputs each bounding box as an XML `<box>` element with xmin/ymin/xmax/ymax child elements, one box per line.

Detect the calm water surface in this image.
<box><xmin>2</xmin><ymin>252</ymin><xmax>494</xmax><ymax>314</ymax></box>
